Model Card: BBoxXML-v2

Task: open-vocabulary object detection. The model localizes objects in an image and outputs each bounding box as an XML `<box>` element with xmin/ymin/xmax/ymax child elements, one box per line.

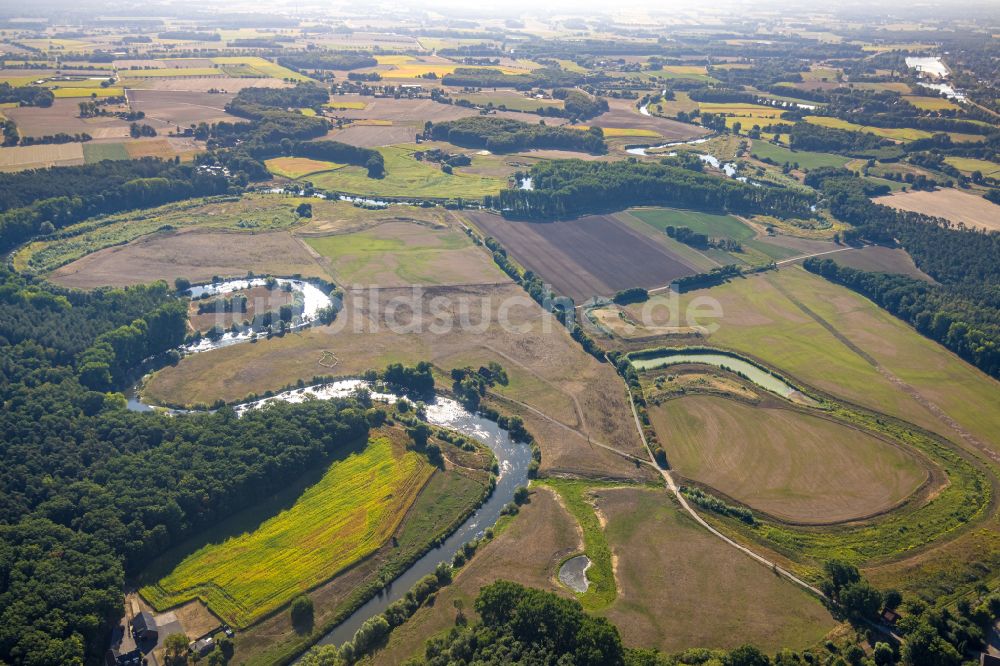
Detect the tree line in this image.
<box><xmin>486</xmin><ymin>159</ymin><xmax>815</xmax><ymax>219</ymax></box>
<box><xmin>0</xmin><ymin>265</ymin><xmax>380</xmax><ymax>664</ymax></box>
<box><xmin>428</xmin><ymin>116</ymin><xmax>608</xmax><ymax>154</ymax></box>
<box><xmin>804</xmin><ymin>258</ymin><xmax>998</xmax><ymax>378</ymax></box>
<box><xmin>0</xmin><ymin>160</ymin><xmax>229</xmax><ymax>254</ymax></box>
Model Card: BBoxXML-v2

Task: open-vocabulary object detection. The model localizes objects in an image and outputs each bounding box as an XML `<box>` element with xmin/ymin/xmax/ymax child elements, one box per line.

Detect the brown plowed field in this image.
<box><xmin>49</xmin><ymin>229</ymin><xmax>328</xmax><ymax>289</ymax></box>
<box><xmin>465</xmin><ymin>211</ymin><xmax>697</xmax><ymax>301</ymax></box>
<box><xmin>324</xmin><ymin>124</ymin><xmax>419</xmax><ymax>147</ymax></box>
<box><xmin>128</xmin><ymin>90</ymin><xmax>236</xmax><ymax>128</ymax></box>
<box><xmin>6</xmin><ymin>99</ymin><xmax>132</xmax><ymax>139</ymax></box>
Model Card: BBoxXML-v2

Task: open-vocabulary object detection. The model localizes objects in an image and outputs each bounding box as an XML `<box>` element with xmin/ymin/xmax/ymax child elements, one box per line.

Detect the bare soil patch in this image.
<box><xmin>466</xmin><ymin>210</ymin><xmax>698</xmax><ymax>301</ymax></box>
<box><xmin>598</xmin><ymin>487</ymin><xmax>835</xmax><ymax>651</ymax></box>
<box><xmin>874</xmin><ymin>188</ymin><xmax>1000</xmax><ymax>232</ymax></box>
<box><xmin>323</xmin><ymin>124</ymin><xmax>418</xmax><ymax>147</ymax></box>
<box><xmin>6</xmin><ymin>99</ymin><xmax>131</xmax><ymax>139</ymax></box>
<box><xmin>128</xmin><ymin>89</ymin><xmax>236</xmax><ymax>128</ymax></box>
<box><xmin>49</xmin><ymin>229</ymin><xmax>328</xmax><ymax>289</ymax></box>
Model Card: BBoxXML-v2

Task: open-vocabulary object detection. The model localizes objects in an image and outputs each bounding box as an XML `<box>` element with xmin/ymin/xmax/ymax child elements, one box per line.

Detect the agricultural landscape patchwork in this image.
<box><xmin>0</xmin><ymin>2</ymin><xmax>999</xmax><ymax>666</ymax></box>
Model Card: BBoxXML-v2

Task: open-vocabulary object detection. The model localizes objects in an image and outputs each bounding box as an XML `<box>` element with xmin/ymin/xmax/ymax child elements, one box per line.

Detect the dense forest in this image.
<box><xmin>0</xmin><ymin>161</ymin><xmax>229</xmax><ymax>254</ymax></box>
<box><xmin>0</xmin><ymin>82</ymin><xmax>54</xmax><ymax>107</ymax></box>
<box><xmin>801</xmin><ymin>167</ymin><xmax>1000</xmax><ymax>377</ymax></box>
<box><xmin>552</xmin><ymin>88</ymin><xmax>609</xmax><ymax>120</ymax></box>
<box><xmin>804</xmin><ymin>258</ymin><xmax>999</xmax><ymax>378</ymax></box>
<box><xmin>0</xmin><ymin>265</ymin><xmax>376</xmax><ymax>665</ymax></box>
<box><xmin>428</xmin><ymin>116</ymin><xmax>607</xmax><ymax>154</ymax></box>
<box><xmin>486</xmin><ymin>159</ymin><xmax>814</xmax><ymax>219</ymax></box>
<box><xmin>277</xmin><ymin>52</ymin><xmax>377</xmax><ymax>72</ymax></box>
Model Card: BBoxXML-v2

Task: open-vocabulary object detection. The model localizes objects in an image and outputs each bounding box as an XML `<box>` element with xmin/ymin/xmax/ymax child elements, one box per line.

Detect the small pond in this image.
<box><xmin>558</xmin><ymin>555</ymin><xmax>592</xmax><ymax>593</ymax></box>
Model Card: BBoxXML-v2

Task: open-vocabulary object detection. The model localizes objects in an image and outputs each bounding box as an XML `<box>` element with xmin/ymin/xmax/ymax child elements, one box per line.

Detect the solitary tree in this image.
<box><xmin>290</xmin><ymin>594</ymin><xmax>314</xmax><ymax>631</ymax></box>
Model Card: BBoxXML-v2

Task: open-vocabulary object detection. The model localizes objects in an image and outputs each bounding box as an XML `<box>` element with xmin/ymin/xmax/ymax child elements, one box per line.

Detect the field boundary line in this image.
<box><xmin>770</xmin><ymin>273</ymin><xmax>996</xmax><ymax>463</ymax></box>
<box><xmin>618</xmin><ymin>357</ymin><xmax>826</xmax><ymax>599</ymax></box>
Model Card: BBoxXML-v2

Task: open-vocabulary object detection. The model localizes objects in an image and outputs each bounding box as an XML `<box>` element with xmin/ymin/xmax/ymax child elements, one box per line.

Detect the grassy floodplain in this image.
<box><xmin>307</xmin><ymin>145</ymin><xmax>506</xmax><ymax>199</ymax></box>
<box><xmin>749</xmin><ymin>140</ymin><xmax>851</xmax><ymax>170</ymax></box>
<box><xmin>13</xmin><ymin>194</ymin><xmax>311</xmax><ymax>274</ymax></box>
<box><xmin>141</xmin><ymin>432</ymin><xmax>434</xmax><ymax>627</ymax></box>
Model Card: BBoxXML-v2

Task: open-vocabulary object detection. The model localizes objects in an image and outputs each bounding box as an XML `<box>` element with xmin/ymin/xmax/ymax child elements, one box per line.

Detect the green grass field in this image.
<box><xmin>541</xmin><ymin>479</ymin><xmax>618</xmax><ymax>611</ymax></box>
<box><xmin>750</xmin><ymin>140</ymin><xmax>850</xmax><ymax>170</ymax></box>
<box><xmin>456</xmin><ymin>93</ymin><xmax>563</xmax><ymax>113</ymax></box>
<box><xmin>52</xmin><ymin>87</ymin><xmax>124</xmax><ymax>98</ymax></box>
<box><xmin>304</xmin><ymin>223</ymin><xmax>502</xmax><ymax>285</ymax></box>
<box><xmin>629</xmin><ymin>207</ymin><xmax>754</xmax><ymax>240</ymax></box>
<box><xmin>633</xmin><ymin>266</ymin><xmax>1000</xmax><ymax>454</ymax></box>
<box><xmin>944</xmin><ymin>156</ymin><xmax>1000</xmax><ymax>177</ymax></box>
<box><xmin>307</xmin><ymin>145</ymin><xmax>505</xmax><ymax>200</ymax></box>
<box><xmin>141</xmin><ymin>433</ymin><xmax>434</xmax><ymax>627</ymax></box>
<box><xmin>211</xmin><ymin>56</ymin><xmax>312</xmax><ymax>82</ymax></box>
<box><xmin>803</xmin><ymin>115</ymin><xmax>933</xmax><ymax>142</ymax></box>
<box><xmin>83</xmin><ymin>142</ymin><xmax>129</xmax><ymax>163</ymax></box>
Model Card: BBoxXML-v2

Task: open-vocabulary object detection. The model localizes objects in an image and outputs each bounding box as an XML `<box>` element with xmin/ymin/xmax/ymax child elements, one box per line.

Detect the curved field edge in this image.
<box><xmin>538</xmin><ymin>478</ymin><xmax>623</xmax><ymax>611</ymax></box>
<box><xmin>140</xmin><ymin>433</ymin><xmax>435</xmax><ymax>628</ymax></box>
<box><xmin>650</xmin><ymin>393</ymin><xmax>932</xmax><ymax>526</ymax></box>
<box><xmin>635</xmin><ymin>356</ymin><xmax>992</xmax><ymax>577</ymax></box>
<box><xmin>11</xmin><ymin>194</ymin><xmax>315</xmax><ymax>274</ymax></box>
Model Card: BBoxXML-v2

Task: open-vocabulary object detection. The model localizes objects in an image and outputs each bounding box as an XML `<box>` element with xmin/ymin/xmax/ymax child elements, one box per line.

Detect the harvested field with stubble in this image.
<box><xmin>127</xmin><ymin>89</ymin><xmax>236</xmax><ymax>127</ymax></box>
<box><xmin>649</xmin><ymin>395</ymin><xmax>928</xmax><ymax>523</ymax></box>
<box><xmin>5</xmin><ymin>99</ymin><xmax>131</xmax><ymax>139</ymax></box>
<box><xmin>873</xmin><ymin>188</ymin><xmax>1000</xmax><ymax>232</ymax></box>
<box><xmin>597</xmin><ymin>487</ymin><xmax>836</xmax><ymax>652</ymax></box>
<box><xmin>831</xmin><ymin>245</ymin><xmax>933</xmax><ymax>281</ymax></box>
<box><xmin>324</xmin><ymin>123</ymin><xmax>419</xmax><ymax>147</ymax></box>
<box><xmin>369</xmin><ymin>486</ymin><xmax>583</xmax><ymax>665</ymax></box>
<box><xmin>466</xmin><ymin>210</ymin><xmax>697</xmax><ymax>301</ymax></box>
<box><xmin>126</xmin><ymin>77</ymin><xmax>291</xmax><ymax>93</ymax></box>
<box><xmin>0</xmin><ymin>142</ymin><xmax>84</xmax><ymax>171</ymax></box>
<box><xmin>49</xmin><ymin>229</ymin><xmax>327</xmax><ymax>288</ymax></box>
<box><xmin>142</xmin><ymin>283</ymin><xmax>648</xmax><ymax>479</ymax></box>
